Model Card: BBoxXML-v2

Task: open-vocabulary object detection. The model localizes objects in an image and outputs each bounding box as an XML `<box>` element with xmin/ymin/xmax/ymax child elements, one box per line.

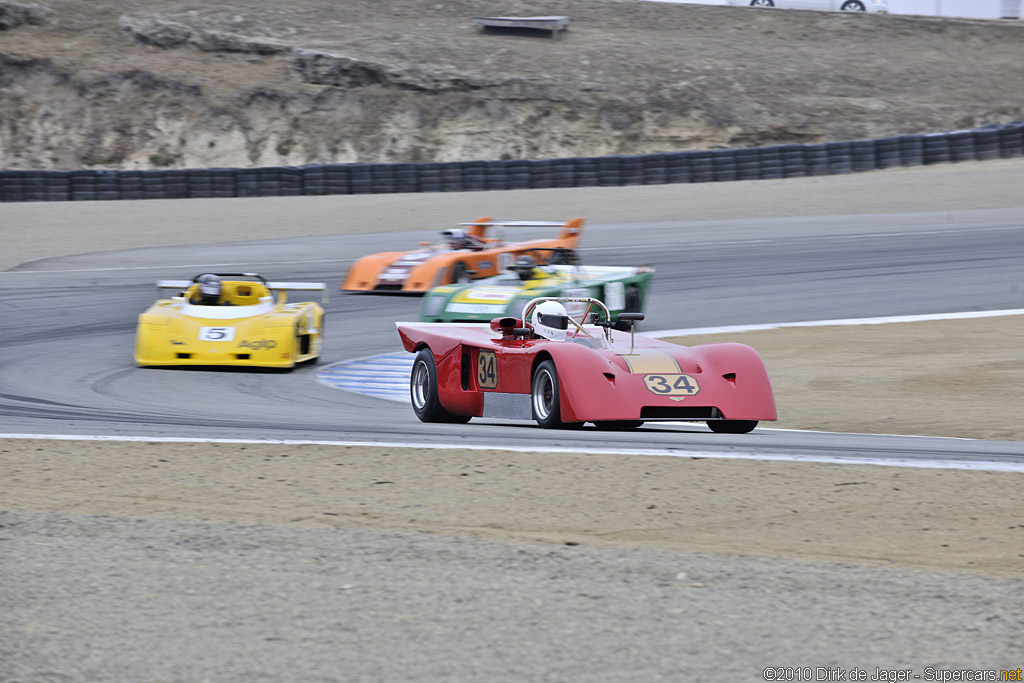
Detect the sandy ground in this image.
<box><xmin>2</xmin><ymin>161</ymin><xmax>1024</xmax><ymax>577</ymax></box>
<box><xmin>3</xmin><ymin>440</ymin><xmax>1023</xmax><ymax>578</ymax></box>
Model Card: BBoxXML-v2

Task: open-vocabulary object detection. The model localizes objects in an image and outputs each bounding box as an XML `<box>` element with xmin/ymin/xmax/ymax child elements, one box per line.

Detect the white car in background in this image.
<box><xmin>732</xmin><ymin>0</ymin><xmax>888</xmax><ymax>11</ymax></box>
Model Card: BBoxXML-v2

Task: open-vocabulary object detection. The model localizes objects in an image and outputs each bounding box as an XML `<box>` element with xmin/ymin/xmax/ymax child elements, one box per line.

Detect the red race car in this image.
<box><xmin>395</xmin><ymin>297</ymin><xmax>776</xmax><ymax>432</ymax></box>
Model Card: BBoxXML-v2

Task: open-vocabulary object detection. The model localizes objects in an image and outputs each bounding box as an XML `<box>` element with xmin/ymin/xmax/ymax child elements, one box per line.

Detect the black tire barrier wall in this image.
<box><xmin>1</xmin><ymin>121</ymin><xmax>1022</xmax><ymax>203</ymax></box>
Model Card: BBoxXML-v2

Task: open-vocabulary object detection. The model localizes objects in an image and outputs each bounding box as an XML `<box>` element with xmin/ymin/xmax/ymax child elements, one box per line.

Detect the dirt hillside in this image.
<box><xmin>2</xmin><ymin>0</ymin><xmax>1023</xmax><ymax>169</ymax></box>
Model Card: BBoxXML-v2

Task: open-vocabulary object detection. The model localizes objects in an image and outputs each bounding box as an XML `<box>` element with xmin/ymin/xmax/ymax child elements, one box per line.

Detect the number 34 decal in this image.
<box><xmin>477</xmin><ymin>350</ymin><xmax>498</xmax><ymax>389</ymax></box>
<box><xmin>643</xmin><ymin>373</ymin><xmax>700</xmax><ymax>396</ymax></box>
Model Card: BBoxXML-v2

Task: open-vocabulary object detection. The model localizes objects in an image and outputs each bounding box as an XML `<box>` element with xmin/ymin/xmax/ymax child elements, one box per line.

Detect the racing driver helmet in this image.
<box><xmin>531</xmin><ymin>300</ymin><xmax>569</xmax><ymax>341</ymax></box>
<box><xmin>196</xmin><ymin>273</ymin><xmax>222</xmax><ymax>305</ymax></box>
<box><xmin>512</xmin><ymin>254</ymin><xmax>536</xmax><ymax>281</ymax></box>
<box><xmin>443</xmin><ymin>228</ymin><xmax>467</xmax><ymax>249</ymax></box>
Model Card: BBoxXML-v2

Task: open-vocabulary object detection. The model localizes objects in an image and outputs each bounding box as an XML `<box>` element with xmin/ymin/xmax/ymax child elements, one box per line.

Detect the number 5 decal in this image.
<box><xmin>199</xmin><ymin>326</ymin><xmax>236</xmax><ymax>342</ymax></box>
<box><xmin>642</xmin><ymin>373</ymin><xmax>700</xmax><ymax>396</ymax></box>
<box><xmin>477</xmin><ymin>349</ymin><xmax>498</xmax><ymax>389</ymax></box>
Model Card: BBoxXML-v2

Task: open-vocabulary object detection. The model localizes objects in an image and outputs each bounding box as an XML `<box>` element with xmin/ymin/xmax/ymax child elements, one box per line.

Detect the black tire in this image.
<box><xmin>593</xmin><ymin>421</ymin><xmax>644</xmax><ymax>431</ymax></box>
<box><xmin>613</xmin><ymin>284</ymin><xmax>643</xmax><ymax>331</ymax></box>
<box><xmin>707</xmin><ymin>420</ymin><xmax>758</xmax><ymax>434</ymax></box>
<box><xmin>410</xmin><ymin>349</ymin><xmax>471</xmax><ymax>423</ymax></box>
<box><xmin>288</xmin><ymin>325</ymin><xmax>301</xmax><ymax>371</ymax></box>
<box><xmin>531</xmin><ymin>360</ymin><xmax>583</xmax><ymax>429</ymax></box>
<box><xmin>750</xmin><ymin>0</ymin><xmax>774</xmax><ymax>6</ymax></box>
<box><xmin>840</xmin><ymin>0</ymin><xmax>865</xmax><ymax>9</ymax></box>
<box><xmin>309</xmin><ymin>317</ymin><xmax>323</xmax><ymax>365</ymax></box>
<box><xmin>624</xmin><ymin>284</ymin><xmax>642</xmax><ymax>313</ymax></box>
<box><xmin>451</xmin><ymin>261</ymin><xmax>470</xmax><ymax>284</ymax></box>
<box><xmin>295</xmin><ymin>320</ymin><xmax>320</xmax><ymax>365</ymax></box>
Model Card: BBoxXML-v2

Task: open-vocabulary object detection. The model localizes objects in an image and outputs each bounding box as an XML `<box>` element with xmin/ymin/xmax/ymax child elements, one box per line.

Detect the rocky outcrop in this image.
<box><xmin>290</xmin><ymin>49</ymin><xmax>508</xmax><ymax>93</ymax></box>
<box><xmin>0</xmin><ymin>1</ymin><xmax>49</xmax><ymax>30</ymax></box>
<box><xmin>119</xmin><ymin>15</ymin><xmax>287</xmax><ymax>55</ymax></box>
<box><xmin>0</xmin><ymin>51</ymin><xmax>737</xmax><ymax>170</ymax></box>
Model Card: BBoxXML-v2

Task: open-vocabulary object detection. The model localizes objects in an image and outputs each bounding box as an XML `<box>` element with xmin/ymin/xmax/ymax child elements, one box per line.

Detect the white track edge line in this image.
<box><xmin>647</xmin><ymin>308</ymin><xmax>1024</xmax><ymax>338</ymax></box>
<box><xmin>0</xmin><ymin>434</ymin><xmax>1020</xmax><ymax>473</ymax></box>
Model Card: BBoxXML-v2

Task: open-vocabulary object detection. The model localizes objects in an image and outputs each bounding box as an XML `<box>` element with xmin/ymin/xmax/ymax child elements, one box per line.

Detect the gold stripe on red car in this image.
<box><xmin>620</xmin><ymin>351</ymin><xmax>682</xmax><ymax>374</ymax></box>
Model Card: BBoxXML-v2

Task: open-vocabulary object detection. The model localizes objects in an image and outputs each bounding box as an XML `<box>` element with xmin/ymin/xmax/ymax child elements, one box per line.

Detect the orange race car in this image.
<box><xmin>340</xmin><ymin>217</ymin><xmax>584</xmax><ymax>294</ymax></box>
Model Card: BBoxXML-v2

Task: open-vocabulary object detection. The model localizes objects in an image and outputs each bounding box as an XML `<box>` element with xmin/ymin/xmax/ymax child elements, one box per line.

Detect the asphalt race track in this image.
<box><xmin>2</xmin><ymin>205</ymin><xmax>1023</xmax><ymax>465</ymax></box>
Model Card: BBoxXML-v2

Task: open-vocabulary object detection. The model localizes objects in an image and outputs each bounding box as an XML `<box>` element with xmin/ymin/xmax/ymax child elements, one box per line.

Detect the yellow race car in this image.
<box><xmin>135</xmin><ymin>273</ymin><xmax>327</xmax><ymax>369</ymax></box>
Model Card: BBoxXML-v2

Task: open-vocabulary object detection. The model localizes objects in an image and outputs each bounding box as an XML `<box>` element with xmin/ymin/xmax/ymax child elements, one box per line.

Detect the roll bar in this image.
<box><xmin>157</xmin><ymin>273</ymin><xmax>329</xmax><ymax>303</ymax></box>
<box><xmin>522</xmin><ymin>296</ymin><xmax>613</xmax><ymax>348</ymax></box>
<box><xmin>521</xmin><ymin>296</ymin><xmax>644</xmax><ymax>352</ymax></box>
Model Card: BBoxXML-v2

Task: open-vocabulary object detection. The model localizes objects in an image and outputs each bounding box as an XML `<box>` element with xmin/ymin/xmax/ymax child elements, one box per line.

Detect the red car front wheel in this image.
<box><xmin>410</xmin><ymin>348</ymin><xmax>471</xmax><ymax>424</ymax></box>
<box><xmin>531</xmin><ymin>360</ymin><xmax>582</xmax><ymax>430</ymax></box>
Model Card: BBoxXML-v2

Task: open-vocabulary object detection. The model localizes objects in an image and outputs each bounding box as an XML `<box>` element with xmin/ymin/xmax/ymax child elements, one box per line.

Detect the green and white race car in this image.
<box><xmin>419</xmin><ymin>255</ymin><xmax>654</xmax><ymax>323</ymax></box>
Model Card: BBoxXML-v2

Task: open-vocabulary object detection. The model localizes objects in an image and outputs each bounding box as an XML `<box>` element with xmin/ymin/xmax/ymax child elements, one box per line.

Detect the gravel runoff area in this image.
<box><xmin>2</xmin><ymin>161</ymin><xmax>1023</xmax><ymax>681</ymax></box>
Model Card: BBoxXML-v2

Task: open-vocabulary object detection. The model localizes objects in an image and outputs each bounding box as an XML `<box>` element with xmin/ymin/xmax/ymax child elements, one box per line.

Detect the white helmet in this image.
<box><xmin>443</xmin><ymin>228</ymin><xmax>467</xmax><ymax>248</ymax></box>
<box><xmin>531</xmin><ymin>300</ymin><xmax>569</xmax><ymax>341</ymax></box>
<box><xmin>196</xmin><ymin>273</ymin><xmax>221</xmax><ymax>305</ymax></box>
